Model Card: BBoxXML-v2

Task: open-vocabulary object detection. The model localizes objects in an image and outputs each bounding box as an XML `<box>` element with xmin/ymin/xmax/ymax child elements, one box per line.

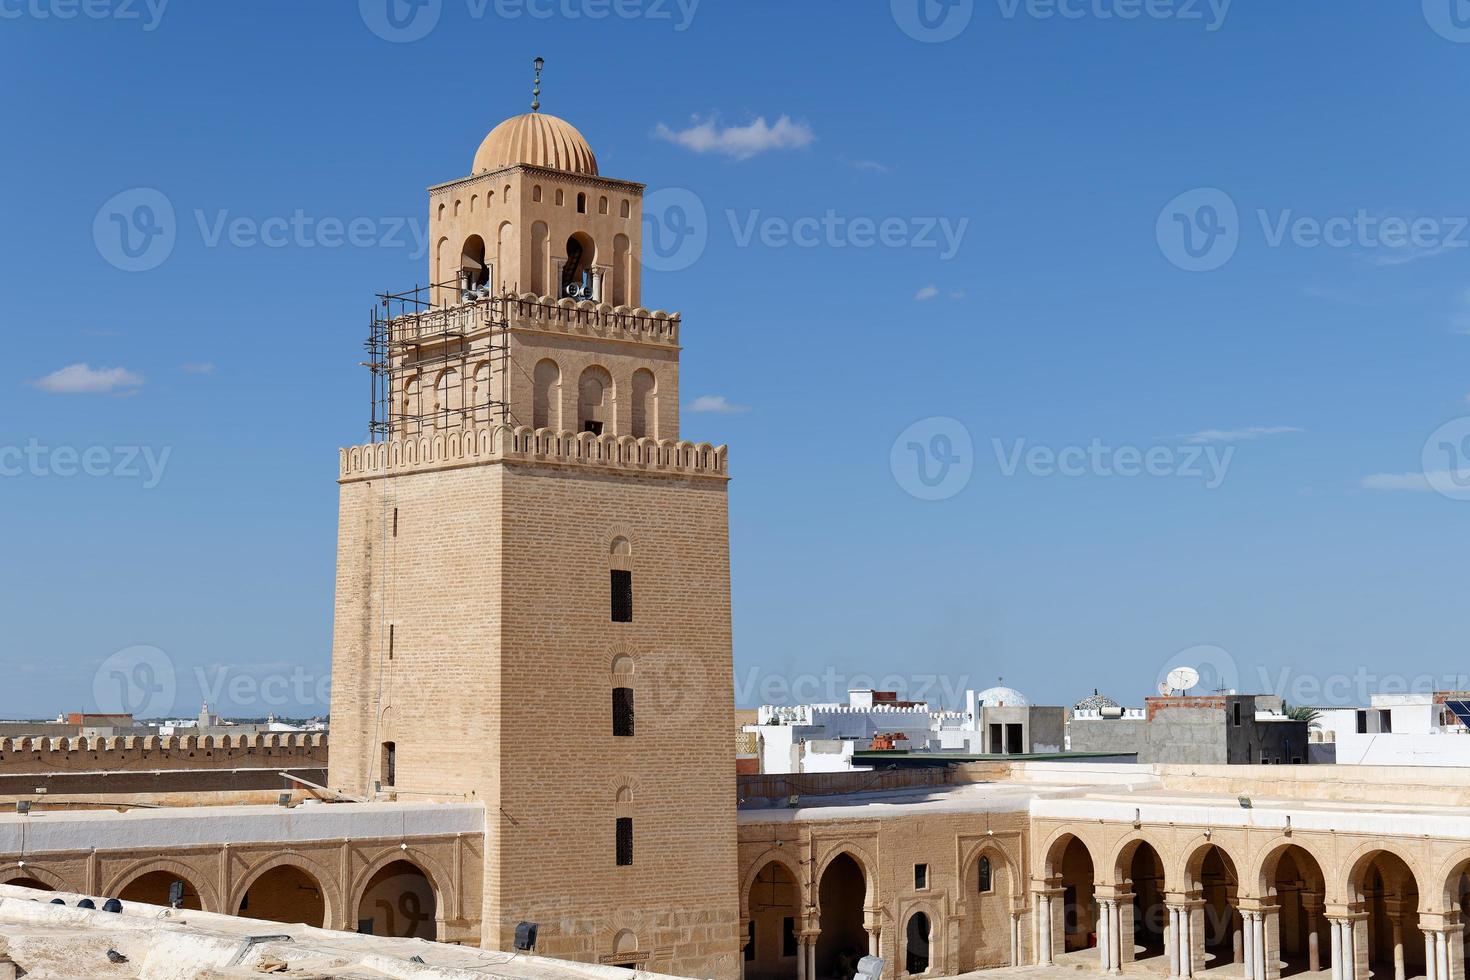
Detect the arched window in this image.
<box><xmin>562</xmin><ymin>231</ymin><xmax>596</xmax><ymax>298</ymax></box>
<box><xmin>620</xmin><ymin>199</ymin><xmax>630</xmax><ymax>219</ymax></box>
<box><xmin>599</xmin><ymin>195</ymin><xmax>609</xmax><ymax>215</ymax></box>
<box><xmin>613</xmin><ymin>687</ymin><xmax>634</xmax><ymax>736</ymax></box>
<box><xmin>978</xmin><ymin>855</ymin><xmax>992</xmax><ymax>893</ymax></box>
<box><xmin>533</xmin><ymin>359</ymin><xmax>560</xmax><ymax>430</ymax></box>
<box><xmin>610</xmin><ymin>536</ymin><xmax>632</xmax><ymax>624</ymax></box>
<box><xmin>496</xmin><ymin>221</ymin><xmax>513</xmax><ymax>294</ymax></box>
<box><xmin>555</xmin><ymin>188</ymin><xmax>565</xmax><ymax>207</ymax></box>
<box><xmin>532</xmin><ymin>185</ymin><xmax>543</xmax><ymax>203</ymax></box>
<box><xmin>578</xmin><ymin>366</ymin><xmax>612</xmax><ymax>436</ymax></box>
<box><xmin>577</xmin><ymin>192</ymin><xmax>587</xmax><ymax>214</ymax></box>
<box><xmin>631</xmin><ymin>369</ymin><xmax>656</xmax><ymax>439</ymax></box>
<box><xmin>460</xmin><ymin>235</ymin><xmax>488</xmax><ymax>291</ymax></box>
<box><xmin>453</xmin><ymin>198</ymin><xmax>461</xmax><ymax>216</ymax></box>
<box><xmin>469</xmin><ymin>193</ymin><xmax>478</xmax><ymax>212</ymax></box>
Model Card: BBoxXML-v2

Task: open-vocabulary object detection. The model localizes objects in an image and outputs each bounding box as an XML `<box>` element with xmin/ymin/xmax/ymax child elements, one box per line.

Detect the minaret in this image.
<box><xmin>329</xmin><ymin>63</ymin><xmax>738</xmax><ymax>979</ymax></box>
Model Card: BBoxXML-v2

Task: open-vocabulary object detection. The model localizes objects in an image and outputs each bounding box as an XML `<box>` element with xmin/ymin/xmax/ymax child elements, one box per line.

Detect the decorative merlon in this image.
<box><xmin>340</xmin><ymin>424</ymin><xmax>728</xmax><ymax>482</ymax></box>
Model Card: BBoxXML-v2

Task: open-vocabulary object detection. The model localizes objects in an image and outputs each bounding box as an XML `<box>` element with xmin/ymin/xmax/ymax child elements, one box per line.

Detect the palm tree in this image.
<box><xmin>1283</xmin><ymin>704</ymin><xmax>1320</xmax><ymax>728</ymax></box>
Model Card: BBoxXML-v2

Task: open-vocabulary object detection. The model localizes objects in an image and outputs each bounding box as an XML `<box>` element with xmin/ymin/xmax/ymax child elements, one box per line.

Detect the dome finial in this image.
<box><xmin>532</xmin><ymin>56</ymin><xmax>544</xmax><ymax>113</ymax></box>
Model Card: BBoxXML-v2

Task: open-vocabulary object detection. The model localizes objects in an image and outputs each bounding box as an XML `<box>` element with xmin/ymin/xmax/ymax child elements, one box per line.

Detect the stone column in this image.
<box><xmin>1303</xmin><ymin>895</ymin><xmax>1323</xmax><ymax>974</ymax></box>
<box><xmin>1331</xmin><ymin>918</ymin><xmax>1344</xmax><ymax>980</ymax></box>
<box><xmin>1388</xmin><ymin>907</ymin><xmax>1405</xmax><ymax>980</ymax></box>
<box><xmin>808</xmin><ymin>939</ymin><xmax>817</xmax><ymax>980</ymax></box>
<box><xmin>1100</xmin><ymin>899</ymin><xmax>1114</xmax><ymax>973</ymax></box>
<box><xmin>1262</xmin><ymin>905</ymin><xmax>1282</xmax><ymax>980</ymax></box>
<box><xmin>1446</xmin><ymin>921</ymin><xmax>1466</xmax><ymax>980</ymax></box>
<box><xmin>1424</xmin><ymin>931</ymin><xmax>1439</xmax><ymax>980</ymax></box>
<box><xmin>1438</xmin><ymin>931</ymin><xmax>1450</xmax><ymax>980</ymax></box>
<box><xmin>1035</xmin><ymin>888</ymin><xmax>1056</xmax><ymax>966</ymax></box>
<box><xmin>797</xmin><ymin>936</ymin><xmax>808</xmax><ymax>980</ymax></box>
<box><xmin>1332</xmin><ymin>914</ymin><xmax>1366</xmax><ymax>980</ymax></box>
<box><xmin>865</xmin><ymin>908</ymin><xmax>883</xmax><ymax>960</ymax></box>
<box><xmin>1244</xmin><ymin>912</ymin><xmax>1257</xmax><ymax>980</ymax></box>
<box><xmin>1112</xmin><ymin>901</ymin><xmax>1125</xmax><ymax>974</ymax></box>
<box><xmin>1010</xmin><ymin>912</ymin><xmax>1022</xmax><ymax>968</ymax></box>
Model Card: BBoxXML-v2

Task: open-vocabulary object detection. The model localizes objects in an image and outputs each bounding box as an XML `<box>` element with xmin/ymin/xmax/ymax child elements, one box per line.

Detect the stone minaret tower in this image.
<box><xmin>327</xmin><ymin>79</ymin><xmax>739</xmax><ymax>978</ymax></box>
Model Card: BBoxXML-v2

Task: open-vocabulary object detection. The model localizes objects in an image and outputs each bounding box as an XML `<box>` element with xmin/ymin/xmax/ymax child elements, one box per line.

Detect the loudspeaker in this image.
<box><xmin>856</xmin><ymin>955</ymin><xmax>885</xmax><ymax>980</ymax></box>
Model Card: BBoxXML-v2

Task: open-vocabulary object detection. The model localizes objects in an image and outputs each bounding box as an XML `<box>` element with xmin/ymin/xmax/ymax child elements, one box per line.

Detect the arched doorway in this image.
<box><xmin>816</xmin><ymin>853</ymin><xmax>867</xmax><ymax>980</ymax></box>
<box><xmin>1187</xmin><ymin>844</ymin><xmax>1242</xmax><ymax>970</ymax></box>
<box><xmin>905</xmin><ymin>911</ymin><xmax>931</xmax><ymax>975</ymax></box>
<box><xmin>1054</xmin><ymin>836</ymin><xmax>1096</xmax><ymax>955</ymax></box>
<box><xmin>1353</xmin><ymin>851</ymin><xmax>1422</xmax><ymax>980</ymax></box>
<box><xmin>747</xmin><ymin>861</ymin><xmax>799</xmax><ymax>980</ymax></box>
<box><xmin>1264</xmin><ymin>844</ymin><xmax>1328</xmax><ymax>976</ymax></box>
<box><xmin>356</xmin><ymin>860</ymin><xmax>436</xmax><ymax>939</ymax></box>
<box><xmin>118</xmin><ymin>870</ymin><xmax>204</xmax><ymax>911</ymax></box>
<box><xmin>237</xmin><ymin>864</ymin><xmax>326</xmax><ymax>928</ymax></box>
<box><xmin>1119</xmin><ymin>840</ymin><xmax>1166</xmax><ymax>963</ymax></box>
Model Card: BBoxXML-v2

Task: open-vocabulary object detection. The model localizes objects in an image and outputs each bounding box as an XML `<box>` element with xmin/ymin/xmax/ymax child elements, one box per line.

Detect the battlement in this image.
<box><xmin>0</xmin><ymin>733</ymin><xmax>326</xmax><ymax>775</ymax></box>
<box><xmin>340</xmin><ymin>424</ymin><xmax>727</xmax><ymax>483</ymax></box>
<box><xmin>388</xmin><ymin>291</ymin><xmax>679</xmax><ymax>349</ymax></box>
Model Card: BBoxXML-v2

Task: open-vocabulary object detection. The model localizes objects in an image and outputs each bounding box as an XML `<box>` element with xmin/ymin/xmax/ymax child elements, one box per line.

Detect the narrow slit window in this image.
<box><xmin>613</xmin><ymin>687</ymin><xmax>635</xmax><ymax>737</ymax></box>
<box><xmin>615</xmin><ymin>817</ymin><xmax>633</xmax><ymax>866</ymax></box>
<box><xmin>611</xmin><ymin>569</ymin><xmax>633</xmax><ymax>622</ymax></box>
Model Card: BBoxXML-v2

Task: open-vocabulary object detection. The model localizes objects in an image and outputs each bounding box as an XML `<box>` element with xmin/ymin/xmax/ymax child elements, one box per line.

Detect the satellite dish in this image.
<box><xmin>1157</xmin><ymin>681</ymin><xmax>1172</xmax><ymax>696</ymax></box>
<box><xmin>1166</xmin><ymin>666</ymin><xmax>1200</xmax><ymax>694</ymax></box>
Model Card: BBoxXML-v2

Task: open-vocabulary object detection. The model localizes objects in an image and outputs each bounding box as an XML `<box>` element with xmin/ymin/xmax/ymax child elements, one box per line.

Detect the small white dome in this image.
<box><xmin>976</xmin><ymin>686</ymin><xmax>1030</xmax><ymax>707</ymax></box>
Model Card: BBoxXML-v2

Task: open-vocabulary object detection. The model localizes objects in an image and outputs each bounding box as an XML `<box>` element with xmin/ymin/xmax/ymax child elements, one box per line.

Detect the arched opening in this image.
<box><xmin>356</xmin><ymin>860</ymin><xmax>436</xmax><ymax>939</ymax></box>
<box><xmin>631</xmin><ymin>369</ymin><xmax>656</xmax><ymax>439</ymax></box>
<box><xmin>817</xmin><ymin>853</ymin><xmax>867</xmax><ymax>980</ymax></box>
<box><xmin>562</xmin><ymin>231</ymin><xmax>596</xmax><ymax>298</ymax></box>
<box><xmin>118</xmin><ymin>870</ymin><xmax>204</xmax><ymax>911</ymax></box>
<box><xmin>577</xmin><ymin>192</ymin><xmax>587</xmax><ymax>214</ymax></box>
<box><xmin>747</xmin><ymin>861</ymin><xmax>799</xmax><ymax>980</ymax></box>
<box><xmin>496</xmin><ymin>221</ymin><xmax>513</xmax><ymax>293</ymax></box>
<box><xmin>578</xmin><ymin>365</ymin><xmax>612</xmax><ymax>436</ymax></box>
<box><xmin>533</xmin><ymin>358</ymin><xmax>560</xmax><ymax>429</ymax></box>
<box><xmin>1187</xmin><ymin>844</ymin><xmax>1242</xmax><ymax>970</ymax></box>
<box><xmin>1052</xmin><ymin>835</ymin><xmax>1095</xmax><ymax>955</ymax></box>
<box><xmin>1119</xmin><ymin>840</ymin><xmax>1166</xmax><ymax>964</ymax></box>
<box><xmin>1265</xmin><ymin>844</ymin><xmax>1328</xmax><ymax>977</ymax></box>
<box><xmin>1353</xmin><ymin>851</ymin><xmax>1422</xmax><ymax>980</ymax></box>
<box><xmin>237</xmin><ymin>864</ymin><xmax>326</xmax><ymax>928</ymax></box>
<box><xmin>460</xmin><ymin>234</ymin><xmax>488</xmax><ymax>292</ymax></box>
<box><xmin>905</xmin><ymin>911</ymin><xmax>932</xmax><ymax>975</ymax></box>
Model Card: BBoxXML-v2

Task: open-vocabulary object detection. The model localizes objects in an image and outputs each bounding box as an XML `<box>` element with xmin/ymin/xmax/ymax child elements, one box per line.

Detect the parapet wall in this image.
<box><xmin>0</xmin><ymin>733</ymin><xmax>327</xmax><ymax>775</ymax></box>
<box><xmin>339</xmin><ymin>424</ymin><xmax>727</xmax><ymax>483</ymax></box>
<box><xmin>389</xmin><ymin>291</ymin><xmax>679</xmax><ymax>348</ymax></box>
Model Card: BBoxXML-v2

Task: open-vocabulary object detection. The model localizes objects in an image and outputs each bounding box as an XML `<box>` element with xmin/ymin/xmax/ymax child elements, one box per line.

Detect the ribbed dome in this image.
<box><xmin>976</xmin><ymin>686</ymin><xmax>1030</xmax><ymax>708</ymax></box>
<box><xmin>472</xmin><ymin>113</ymin><xmax>599</xmax><ymax>176</ymax></box>
<box><xmin>1074</xmin><ymin>690</ymin><xmax>1119</xmax><ymax>711</ymax></box>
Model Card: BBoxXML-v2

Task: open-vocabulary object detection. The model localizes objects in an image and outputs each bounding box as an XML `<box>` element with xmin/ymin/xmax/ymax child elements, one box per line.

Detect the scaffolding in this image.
<box><xmin>365</xmin><ymin>279</ymin><xmax>511</xmax><ymax>441</ymax></box>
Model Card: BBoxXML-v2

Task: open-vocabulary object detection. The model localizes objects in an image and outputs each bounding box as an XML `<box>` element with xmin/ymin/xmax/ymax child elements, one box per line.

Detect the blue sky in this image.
<box><xmin>3</xmin><ymin>1</ymin><xmax>1469</xmax><ymax>719</ymax></box>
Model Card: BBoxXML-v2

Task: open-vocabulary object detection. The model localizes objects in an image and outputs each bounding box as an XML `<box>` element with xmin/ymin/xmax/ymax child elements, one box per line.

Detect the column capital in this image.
<box><xmin>1237</xmin><ymin>899</ymin><xmax>1282</xmax><ymax>915</ymax></box>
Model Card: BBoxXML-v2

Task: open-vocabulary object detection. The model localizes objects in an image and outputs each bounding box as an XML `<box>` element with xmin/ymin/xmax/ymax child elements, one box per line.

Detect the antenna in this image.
<box><xmin>532</xmin><ymin>57</ymin><xmax>544</xmax><ymax>113</ymax></box>
<box><xmin>1157</xmin><ymin>681</ymin><xmax>1171</xmax><ymax>697</ymax></box>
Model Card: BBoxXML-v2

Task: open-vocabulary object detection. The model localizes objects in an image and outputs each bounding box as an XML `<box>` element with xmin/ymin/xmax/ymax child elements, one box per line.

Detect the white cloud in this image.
<box><xmin>180</xmin><ymin>362</ymin><xmax>216</xmax><ymax>374</ymax></box>
<box><xmin>33</xmin><ymin>363</ymin><xmax>143</xmax><ymax>395</ymax></box>
<box><xmin>1360</xmin><ymin>472</ymin><xmax>1438</xmax><ymax>492</ymax></box>
<box><xmin>654</xmin><ymin>115</ymin><xmax>815</xmax><ymax>161</ymax></box>
<box><xmin>914</xmin><ymin>285</ymin><xmax>940</xmax><ymax>302</ymax></box>
<box><xmin>688</xmin><ymin>395</ymin><xmax>749</xmax><ymax>414</ymax></box>
<box><xmin>1181</xmin><ymin>426</ymin><xmax>1304</xmax><ymax>445</ymax></box>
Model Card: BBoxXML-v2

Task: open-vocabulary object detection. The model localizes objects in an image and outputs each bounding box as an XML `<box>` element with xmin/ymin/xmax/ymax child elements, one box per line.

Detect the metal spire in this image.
<box><xmin>532</xmin><ymin>57</ymin><xmax>544</xmax><ymax>112</ymax></box>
